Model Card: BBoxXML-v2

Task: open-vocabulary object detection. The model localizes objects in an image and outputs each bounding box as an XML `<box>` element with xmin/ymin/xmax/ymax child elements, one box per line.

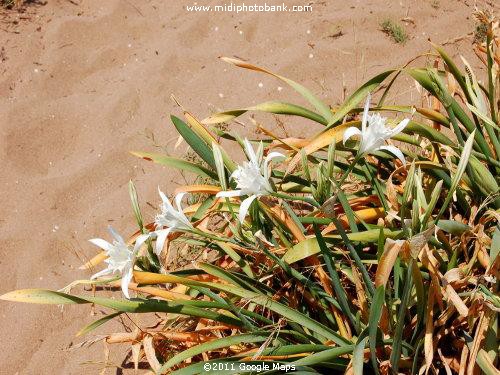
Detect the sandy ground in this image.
<box><xmin>0</xmin><ymin>0</ymin><xmax>496</xmax><ymax>373</ymax></box>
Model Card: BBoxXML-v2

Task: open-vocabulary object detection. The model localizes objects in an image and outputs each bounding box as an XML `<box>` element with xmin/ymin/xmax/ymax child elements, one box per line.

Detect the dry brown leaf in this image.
<box><xmin>424</xmin><ymin>284</ymin><xmax>435</xmax><ymax>374</ymax></box>
<box><xmin>131</xmin><ymin>341</ymin><xmax>142</xmax><ymax>372</ymax></box>
<box><xmin>143</xmin><ymin>335</ymin><xmax>161</xmax><ymax>373</ymax></box>
<box><xmin>174</xmin><ymin>185</ymin><xmax>221</xmax><ymax>195</ymax></box>
<box><xmin>444</xmin><ymin>284</ymin><xmax>469</xmax><ymax>317</ymax></box>
<box><xmin>375</xmin><ymin>239</ymin><xmax>407</xmax><ymax>288</ymax></box>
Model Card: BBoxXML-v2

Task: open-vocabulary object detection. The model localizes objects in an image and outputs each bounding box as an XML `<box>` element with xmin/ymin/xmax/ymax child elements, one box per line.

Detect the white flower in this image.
<box><xmin>342</xmin><ymin>93</ymin><xmax>410</xmax><ymax>165</ymax></box>
<box><xmin>216</xmin><ymin>139</ymin><xmax>284</xmax><ymax>222</ymax></box>
<box><xmin>154</xmin><ymin>190</ymin><xmax>193</xmax><ymax>255</ymax></box>
<box><xmin>89</xmin><ymin>227</ymin><xmax>149</xmax><ymax>299</ymax></box>
<box><xmin>484</xmin><ymin>275</ymin><xmax>497</xmax><ymax>284</ymax></box>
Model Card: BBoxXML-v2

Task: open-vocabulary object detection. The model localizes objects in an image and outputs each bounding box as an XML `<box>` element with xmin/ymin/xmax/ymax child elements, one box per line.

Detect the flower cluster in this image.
<box><xmin>342</xmin><ymin>93</ymin><xmax>410</xmax><ymax>165</ymax></box>
<box><xmin>89</xmin><ymin>94</ymin><xmax>410</xmax><ymax>299</ymax></box>
<box><xmin>88</xmin><ymin>139</ymin><xmax>286</xmax><ymax>299</ymax></box>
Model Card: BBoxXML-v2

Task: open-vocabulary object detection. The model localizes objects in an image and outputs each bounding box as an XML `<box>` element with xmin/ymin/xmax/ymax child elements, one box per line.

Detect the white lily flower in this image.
<box><xmin>89</xmin><ymin>227</ymin><xmax>149</xmax><ymax>299</ymax></box>
<box><xmin>342</xmin><ymin>93</ymin><xmax>410</xmax><ymax>165</ymax></box>
<box><xmin>216</xmin><ymin>139</ymin><xmax>284</xmax><ymax>222</ymax></box>
<box><xmin>154</xmin><ymin>189</ymin><xmax>193</xmax><ymax>255</ymax></box>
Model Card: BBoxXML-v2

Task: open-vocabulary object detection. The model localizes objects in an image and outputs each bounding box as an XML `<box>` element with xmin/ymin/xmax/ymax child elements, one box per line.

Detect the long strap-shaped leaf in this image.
<box><xmin>202</xmin><ymin>101</ymin><xmax>327</xmax><ymax>126</ymax></box>
<box><xmin>282</xmin><ymin>229</ymin><xmax>402</xmax><ymax>264</ymax></box>
<box><xmin>291</xmin><ymin>344</ymin><xmax>355</xmax><ymax>366</ymax></box>
<box><xmin>221</xmin><ymin>57</ymin><xmax>334</xmax><ymax>123</ymax></box>
<box><xmin>133</xmin><ymin>271</ymin><xmax>350</xmax><ymax>346</ymax></box>
<box><xmin>326</xmin><ymin>70</ymin><xmax>395</xmax><ymax>128</ymax></box>
<box><xmin>434</xmin><ymin>130</ymin><xmax>475</xmax><ymax>222</ymax></box>
<box><xmin>170</xmin><ymin>344</ymin><xmax>331</xmax><ymax>375</ymax></box>
<box><xmin>368</xmin><ymin>286</ymin><xmax>385</xmax><ymax>375</ymax></box>
<box><xmin>157</xmin><ymin>333</ymin><xmax>271</xmax><ymax>373</ymax></box>
<box><xmin>171</xmin><ymin>115</ymin><xmax>216</xmax><ymax>169</ymax></box>
<box><xmin>205</xmin><ymin>282</ymin><xmax>351</xmax><ymax>346</ymax></box>
<box><xmin>130</xmin><ymin>151</ymin><xmax>218</xmax><ymax>179</ymax></box>
<box><xmin>0</xmin><ymin>289</ymin><xmax>243</xmax><ymax>327</ymax></box>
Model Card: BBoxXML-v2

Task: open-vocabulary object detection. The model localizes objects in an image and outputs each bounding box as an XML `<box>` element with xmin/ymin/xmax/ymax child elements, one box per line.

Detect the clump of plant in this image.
<box><xmin>1</xmin><ymin>0</ymin><xmax>15</xmax><ymax>7</ymax></box>
<box><xmin>1</xmin><ymin>0</ymin><xmax>32</xmax><ymax>9</ymax></box>
<box><xmin>473</xmin><ymin>10</ymin><xmax>493</xmax><ymax>45</ymax></box>
<box><xmin>2</xmin><ymin>13</ymin><xmax>499</xmax><ymax>375</ymax></box>
<box><xmin>380</xmin><ymin>19</ymin><xmax>409</xmax><ymax>44</ymax></box>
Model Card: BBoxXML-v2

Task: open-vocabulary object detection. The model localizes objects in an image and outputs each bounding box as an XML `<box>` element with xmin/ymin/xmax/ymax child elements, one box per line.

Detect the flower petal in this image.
<box><xmin>216</xmin><ymin>190</ymin><xmax>244</xmax><ymax>198</ymax></box>
<box><xmin>174</xmin><ymin>192</ymin><xmax>186</xmax><ymax>213</ymax></box>
<box><xmin>155</xmin><ymin>228</ymin><xmax>172</xmax><ymax>256</ymax></box>
<box><xmin>238</xmin><ymin>194</ymin><xmax>258</xmax><ymax>223</ymax></box>
<box><xmin>256</xmin><ymin>141</ymin><xmax>264</xmax><ymax>163</ymax></box>
<box><xmin>158</xmin><ymin>187</ymin><xmax>174</xmax><ymax>210</ymax></box>
<box><xmin>264</xmin><ymin>152</ymin><xmax>285</xmax><ymax>166</ymax></box>
<box><xmin>243</xmin><ymin>138</ymin><xmax>258</xmax><ymax>164</ymax></box>
<box><xmin>133</xmin><ymin>233</ymin><xmax>150</xmax><ymax>253</ymax></box>
<box><xmin>390</xmin><ymin>118</ymin><xmax>410</xmax><ymax>137</ymax></box>
<box><xmin>108</xmin><ymin>226</ymin><xmax>125</xmax><ymax>244</ymax></box>
<box><xmin>121</xmin><ymin>265</ymin><xmax>133</xmax><ymax>299</ymax></box>
<box><xmin>88</xmin><ymin>238</ymin><xmax>113</xmax><ymax>252</ymax></box>
<box><xmin>342</xmin><ymin>127</ymin><xmax>362</xmax><ymax>145</ymax></box>
<box><xmin>174</xmin><ymin>192</ymin><xmax>191</xmax><ymax>225</ymax></box>
<box><xmin>90</xmin><ymin>267</ymin><xmax>113</xmax><ymax>280</ymax></box>
<box><xmin>379</xmin><ymin>145</ymin><xmax>406</xmax><ymax>165</ymax></box>
<box><xmin>263</xmin><ymin>151</ymin><xmax>285</xmax><ymax>180</ymax></box>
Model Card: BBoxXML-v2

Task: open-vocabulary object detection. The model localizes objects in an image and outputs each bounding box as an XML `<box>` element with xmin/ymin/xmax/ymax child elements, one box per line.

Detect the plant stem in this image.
<box><xmin>337</xmin><ymin>154</ymin><xmax>362</xmax><ymax>186</ymax></box>
<box><xmin>271</xmin><ymin>192</ymin><xmax>320</xmax><ymax>208</ymax></box>
<box><xmin>190</xmin><ymin>228</ymin><xmax>231</xmax><ymax>243</ymax></box>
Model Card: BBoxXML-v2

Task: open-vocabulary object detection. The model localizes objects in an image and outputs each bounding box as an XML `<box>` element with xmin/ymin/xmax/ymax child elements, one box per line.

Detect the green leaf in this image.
<box><xmin>206</xmin><ymin>283</ymin><xmax>350</xmax><ymax>346</ymax></box>
<box><xmin>420</xmin><ymin>180</ymin><xmax>443</xmax><ymax>230</ymax></box>
<box><xmin>0</xmin><ymin>289</ymin><xmax>243</xmax><ymax>327</ymax></box>
<box><xmin>368</xmin><ymin>286</ymin><xmax>385</xmax><ymax>375</ymax></box>
<box><xmin>158</xmin><ymin>333</ymin><xmax>271</xmax><ymax>373</ymax></box>
<box><xmin>404</xmin><ymin>121</ymin><xmax>453</xmax><ymax>146</ymax></box>
<box><xmin>436</xmin><ymin>220</ymin><xmax>471</xmax><ymax>235</ymax></box>
<box><xmin>353</xmin><ymin>335</ymin><xmax>369</xmax><ymax>375</ymax></box>
<box><xmin>435</xmin><ymin>130</ymin><xmax>475</xmax><ymax>222</ymax></box>
<box><xmin>476</xmin><ymin>349</ymin><xmax>500</xmax><ymax>375</ymax></box>
<box><xmin>198</xmin><ymin>263</ymin><xmax>258</xmax><ymax>292</ymax></box>
<box><xmin>314</xmin><ymin>225</ymin><xmax>357</xmax><ymax>330</ymax></box>
<box><xmin>130</xmin><ymin>151</ymin><xmax>218</xmax><ymax>179</ymax></box>
<box><xmin>0</xmin><ymin>289</ymin><xmax>88</xmax><ymax>304</ymax></box>
<box><xmin>282</xmin><ymin>229</ymin><xmax>401</xmax><ymax>264</ymax></box>
<box><xmin>128</xmin><ymin>180</ymin><xmax>144</xmax><ymax>230</ymax></box>
<box><xmin>389</xmin><ymin>261</ymin><xmax>414</xmax><ymax>372</ymax></box>
<box><xmin>491</xmin><ymin>228</ymin><xmax>500</xmax><ymax>267</ymax></box>
<box><xmin>221</xmin><ymin>57</ymin><xmax>334</xmax><ymax>122</ymax></box>
<box><xmin>77</xmin><ymin>311</ymin><xmax>122</xmax><ymax>337</ymax></box>
<box><xmin>170</xmin><ymin>345</ymin><xmax>332</xmax><ymax>375</ymax></box>
<box><xmin>202</xmin><ymin>101</ymin><xmax>327</xmax><ymax>126</ymax></box>
<box><xmin>291</xmin><ymin>345</ymin><xmax>355</xmax><ymax>366</ymax></box>
<box><xmin>171</xmin><ymin>115</ymin><xmax>216</xmax><ymax>169</ymax></box>
<box><xmin>431</xmin><ymin>44</ymin><xmax>469</xmax><ymax>101</ymax></box>
<box><xmin>409</xmin><ymin>68</ymin><xmax>493</xmax><ymax>158</ymax></box>
<box><xmin>467</xmin><ymin>156</ymin><xmax>500</xmax><ymax>208</ymax></box>
<box><xmin>466</xmin><ymin>103</ymin><xmax>500</xmax><ymax>131</ymax></box>
<box><xmin>212</xmin><ymin>142</ymin><xmax>228</xmax><ymax>190</ymax></box>
<box><xmin>213</xmin><ymin>242</ymin><xmax>254</xmax><ymax>278</ymax></box>
<box><xmin>326</xmin><ymin>70</ymin><xmax>395</xmax><ymax>128</ymax></box>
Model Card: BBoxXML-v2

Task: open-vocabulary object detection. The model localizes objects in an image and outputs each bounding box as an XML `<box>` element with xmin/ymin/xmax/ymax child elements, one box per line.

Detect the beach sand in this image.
<box><xmin>0</xmin><ymin>0</ymin><xmax>495</xmax><ymax>373</ymax></box>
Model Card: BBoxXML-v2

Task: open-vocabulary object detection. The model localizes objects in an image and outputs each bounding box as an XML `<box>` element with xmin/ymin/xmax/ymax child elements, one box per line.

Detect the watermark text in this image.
<box><xmin>186</xmin><ymin>2</ymin><xmax>312</xmax><ymax>13</ymax></box>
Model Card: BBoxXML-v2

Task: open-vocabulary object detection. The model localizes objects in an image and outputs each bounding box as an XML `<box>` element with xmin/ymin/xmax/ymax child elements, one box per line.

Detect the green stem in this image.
<box><xmin>190</xmin><ymin>228</ymin><xmax>231</xmax><ymax>243</ymax></box>
<box><xmin>271</xmin><ymin>192</ymin><xmax>320</xmax><ymax>208</ymax></box>
<box><xmin>337</xmin><ymin>154</ymin><xmax>362</xmax><ymax>186</ymax></box>
<box><xmin>486</xmin><ymin>31</ymin><xmax>498</xmax><ymax>125</ymax></box>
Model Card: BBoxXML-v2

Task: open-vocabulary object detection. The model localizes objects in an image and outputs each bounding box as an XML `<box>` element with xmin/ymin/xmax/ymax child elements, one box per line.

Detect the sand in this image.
<box><xmin>0</xmin><ymin>0</ymin><xmax>496</xmax><ymax>373</ymax></box>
